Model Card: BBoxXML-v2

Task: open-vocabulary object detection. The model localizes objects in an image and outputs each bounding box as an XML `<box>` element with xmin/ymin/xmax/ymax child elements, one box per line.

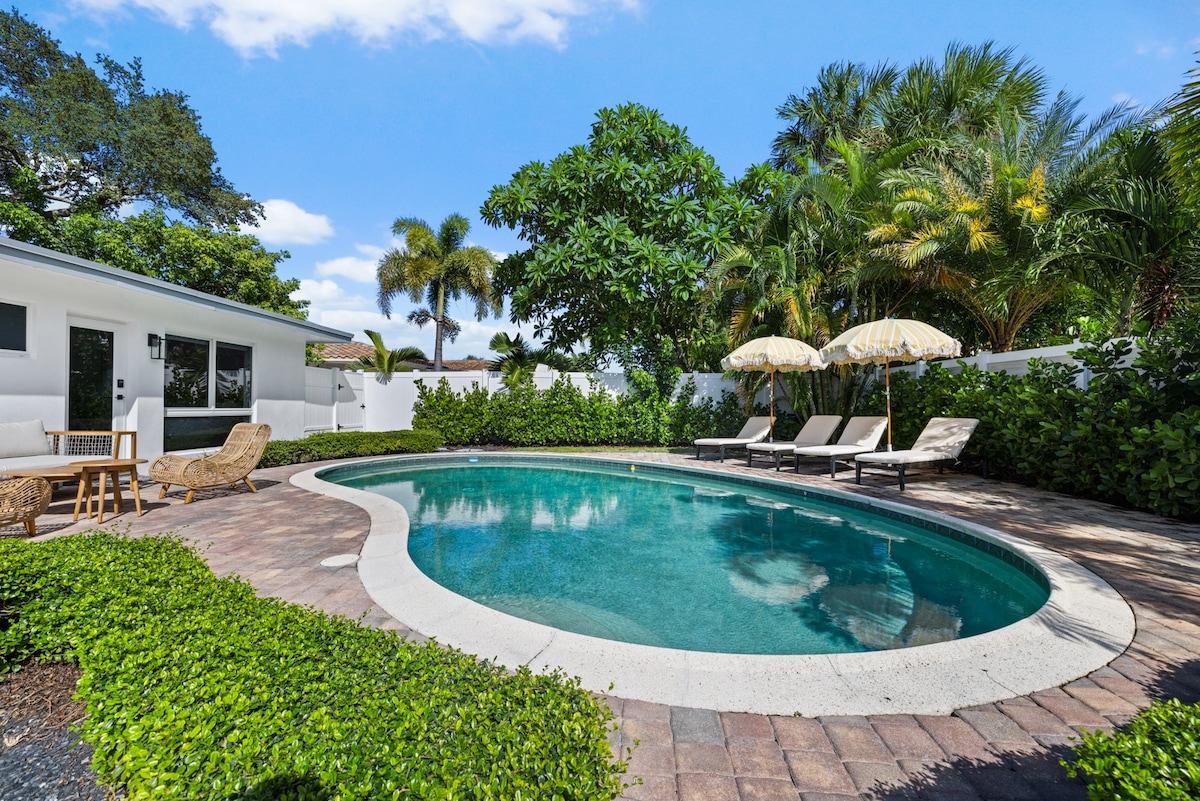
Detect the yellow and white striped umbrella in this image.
<box><xmin>722</xmin><ymin>336</ymin><xmax>826</xmax><ymax>441</ymax></box>
<box><xmin>820</xmin><ymin>320</ymin><xmax>960</xmax><ymax>450</ymax></box>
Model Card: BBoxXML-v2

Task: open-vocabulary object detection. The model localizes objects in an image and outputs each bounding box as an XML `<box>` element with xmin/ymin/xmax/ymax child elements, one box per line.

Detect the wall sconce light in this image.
<box><xmin>148</xmin><ymin>333</ymin><xmax>164</xmax><ymax>360</ymax></box>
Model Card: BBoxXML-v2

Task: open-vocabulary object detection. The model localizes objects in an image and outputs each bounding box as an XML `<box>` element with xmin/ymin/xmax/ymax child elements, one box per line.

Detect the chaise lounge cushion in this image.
<box><xmin>855</xmin><ymin>417</ymin><xmax>980</xmax><ymax>466</ymax></box>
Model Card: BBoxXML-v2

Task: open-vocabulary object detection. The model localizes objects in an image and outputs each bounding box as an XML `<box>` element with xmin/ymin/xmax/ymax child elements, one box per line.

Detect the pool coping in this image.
<box><xmin>292</xmin><ymin>453</ymin><xmax>1135</xmax><ymax>716</ymax></box>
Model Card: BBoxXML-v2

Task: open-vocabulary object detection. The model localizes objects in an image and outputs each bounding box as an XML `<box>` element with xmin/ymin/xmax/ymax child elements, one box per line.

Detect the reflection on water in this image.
<box><xmin>341</xmin><ymin>462</ymin><xmax>1047</xmax><ymax>655</ymax></box>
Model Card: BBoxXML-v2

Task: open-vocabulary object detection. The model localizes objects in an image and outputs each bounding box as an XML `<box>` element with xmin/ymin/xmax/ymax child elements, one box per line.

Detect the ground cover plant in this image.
<box><xmin>0</xmin><ymin>533</ymin><xmax>627</xmax><ymax>800</ymax></box>
<box><xmin>258</xmin><ymin>429</ymin><xmax>443</xmax><ymax>467</ymax></box>
<box><xmin>1065</xmin><ymin>698</ymin><xmax>1200</xmax><ymax>800</ymax></box>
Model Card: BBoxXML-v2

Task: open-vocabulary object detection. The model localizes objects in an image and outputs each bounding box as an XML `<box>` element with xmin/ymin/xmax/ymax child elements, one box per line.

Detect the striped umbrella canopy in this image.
<box><xmin>820</xmin><ymin>319</ymin><xmax>960</xmax><ymax>450</ymax></box>
<box><xmin>721</xmin><ymin>336</ymin><xmax>826</xmax><ymax>441</ymax></box>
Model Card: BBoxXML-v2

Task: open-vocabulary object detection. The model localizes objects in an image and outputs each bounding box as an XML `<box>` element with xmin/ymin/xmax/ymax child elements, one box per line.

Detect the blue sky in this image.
<box><xmin>31</xmin><ymin>1</ymin><xmax>1200</xmax><ymax>359</ymax></box>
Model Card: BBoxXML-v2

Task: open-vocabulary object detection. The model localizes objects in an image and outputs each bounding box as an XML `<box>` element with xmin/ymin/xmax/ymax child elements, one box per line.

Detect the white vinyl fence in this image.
<box><xmin>302</xmin><ymin>340</ymin><xmax>1132</xmax><ymax>435</ymax></box>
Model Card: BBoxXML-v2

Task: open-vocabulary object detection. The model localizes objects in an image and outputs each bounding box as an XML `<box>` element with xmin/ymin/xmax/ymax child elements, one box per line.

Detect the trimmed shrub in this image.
<box><xmin>1064</xmin><ymin>699</ymin><xmax>1200</xmax><ymax>800</ymax></box>
<box><xmin>859</xmin><ymin>313</ymin><xmax>1200</xmax><ymax>520</ymax></box>
<box><xmin>258</xmin><ymin>429</ymin><xmax>443</xmax><ymax>467</ymax></box>
<box><xmin>0</xmin><ymin>533</ymin><xmax>626</xmax><ymax>799</ymax></box>
<box><xmin>413</xmin><ymin>375</ymin><xmax>744</xmax><ymax>448</ymax></box>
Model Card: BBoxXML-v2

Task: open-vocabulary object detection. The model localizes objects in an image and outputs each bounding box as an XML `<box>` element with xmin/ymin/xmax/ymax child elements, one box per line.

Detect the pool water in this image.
<box><xmin>336</xmin><ymin>460</ymin><xmax>1048</xmax><ymax>655</ymax></box>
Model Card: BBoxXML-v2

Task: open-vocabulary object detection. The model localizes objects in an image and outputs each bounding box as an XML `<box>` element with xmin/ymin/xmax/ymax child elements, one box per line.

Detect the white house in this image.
<box><xmin>0</xmin><ymin>237</ymin><xmax>352</xmax><ymax>461</ymax></box>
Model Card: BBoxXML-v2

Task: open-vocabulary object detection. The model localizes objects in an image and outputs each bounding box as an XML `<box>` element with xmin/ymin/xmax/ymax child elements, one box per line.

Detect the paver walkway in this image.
<box><xmin>13</xmin><ymin>453</ymin><xmax>1200</xmax><ymax>800</ymax></box>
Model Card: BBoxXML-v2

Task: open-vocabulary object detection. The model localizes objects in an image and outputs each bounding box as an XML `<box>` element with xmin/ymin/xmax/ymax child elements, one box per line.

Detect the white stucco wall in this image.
<box><xmin>0</xmin><ymin>249</ymin><xmax>348</xmax><ymax>461</ymax></box>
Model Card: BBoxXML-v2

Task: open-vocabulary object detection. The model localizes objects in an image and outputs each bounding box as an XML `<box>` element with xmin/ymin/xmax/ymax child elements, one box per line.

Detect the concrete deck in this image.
<box><xmin>11</xmin><ymin>452</ymin><xmax>1200</xmax><ymax>800</ymax></box>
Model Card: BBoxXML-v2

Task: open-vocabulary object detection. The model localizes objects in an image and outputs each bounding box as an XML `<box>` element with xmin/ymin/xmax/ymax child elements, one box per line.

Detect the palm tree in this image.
<box><xmin>356</xmin><ymin>330</ymin><xmax>426</xmax><ymax>384</ymax></box>
<box><xmin>376</xmin><ymin>213</ymin><xmax>501</xmax><ymax>370</ymax></box>
<box><xmin>487</xmin><ymin>332</ymin><xmax>571</xmax><ymax>390</ymax></box>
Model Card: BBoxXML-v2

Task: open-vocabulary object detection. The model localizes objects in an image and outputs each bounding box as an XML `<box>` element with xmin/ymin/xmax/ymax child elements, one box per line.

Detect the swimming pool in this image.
<box><xmin>295</xmin><ymin>454</ymin><xmax>1135</xmax><ymax>715</ymax></box>
<box><xmin>330</xmin><ymin>458</ymin><xmax>1046</xmax><ymax>655</ymax></box>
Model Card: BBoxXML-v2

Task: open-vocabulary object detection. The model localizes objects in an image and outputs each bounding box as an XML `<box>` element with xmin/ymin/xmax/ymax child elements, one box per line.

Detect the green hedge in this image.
<box><xmin>258</xmin><ymin>429</ymin><xmax>443</xmax><ymax>467</ymax></box>
<box><xmin>860</xmin><ymin>312</ymin><xmax>1200</xmax><ymax>520</ymax></box>
<box><xmin>412</xmin><ymin>375</ymin><xmax>745</xmax><ymax>447</ymax></box>
<box><xmin>1065</xmin><ymin>699</ymin><xmax>1200</xmax><ymax>800</ymax></box>
<box><xmin>0</xmin><ymin>533</ymin><xmax>626</xmax><ymax>799</ymax></box>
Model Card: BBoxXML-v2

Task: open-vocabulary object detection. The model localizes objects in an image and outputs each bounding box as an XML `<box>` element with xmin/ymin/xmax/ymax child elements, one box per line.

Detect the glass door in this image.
<box><xmin>68</xmin><ymin>324</ymin><xmax>115</xmax><ymax>430</ymax></box>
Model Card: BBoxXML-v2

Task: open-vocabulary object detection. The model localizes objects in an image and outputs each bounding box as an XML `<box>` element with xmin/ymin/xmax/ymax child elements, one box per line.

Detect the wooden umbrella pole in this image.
<box><xmin>768</xmin><ymin>370</ymin><xmax>775</xmax><ymax>442</ymax></box>
<box><xmin>885</xmin><ymin>362</ymin><xmax>893</xmax><ymax>451</ymax></box>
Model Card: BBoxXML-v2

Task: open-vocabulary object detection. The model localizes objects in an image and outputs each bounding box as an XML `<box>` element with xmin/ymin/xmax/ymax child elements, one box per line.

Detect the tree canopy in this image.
<box><xmin>481</xmin><ymin>103</ymin><xmax>761</xmax><ymax>372</ymax></box>
<box><xmin>0</xmin><ymin>8</ymin><xmax>258</xmax><ymax>228</ymax></box>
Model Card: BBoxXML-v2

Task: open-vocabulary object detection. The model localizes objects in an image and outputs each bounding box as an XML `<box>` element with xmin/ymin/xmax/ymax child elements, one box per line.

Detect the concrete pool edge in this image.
<box><xmin>291</xmin><ymin>454</ymin><xmax>1136</xmax><ymax>716</ymax></box>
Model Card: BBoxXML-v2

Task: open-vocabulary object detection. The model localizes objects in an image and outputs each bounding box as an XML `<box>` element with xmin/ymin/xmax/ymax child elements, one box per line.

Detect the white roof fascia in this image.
<box><xmin>0</xmin><ymin>236</ymin><xmax>353</xmax><ymax>344</ymax></box>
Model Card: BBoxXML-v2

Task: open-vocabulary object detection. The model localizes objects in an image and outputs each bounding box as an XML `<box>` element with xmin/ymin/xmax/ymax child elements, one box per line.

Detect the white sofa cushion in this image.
<box><xmin>0</xmin><ymin>454</ymin><xmax>73</xmax><ymax>473</ymax></box>
<box><xmin>0</xmin><ymin>420</ymin><xmax>52</xmax><ymax>459</ymax></box>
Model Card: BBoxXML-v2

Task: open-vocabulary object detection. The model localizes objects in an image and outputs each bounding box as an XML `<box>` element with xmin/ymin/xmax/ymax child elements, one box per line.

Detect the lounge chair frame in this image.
<box><xmin>0</xmin><ymin>476</ymin><xmax>52</xmax><ymax>536</ymax></box>
<box><xmin>149</xmin><ymin>423</ymin><xmax>272</xmax><ymax>504</ymax></box>
<box><xmin>854</xmin><ymin>417</ymin><xmax>980</xmax><ymax>490</ymax></box>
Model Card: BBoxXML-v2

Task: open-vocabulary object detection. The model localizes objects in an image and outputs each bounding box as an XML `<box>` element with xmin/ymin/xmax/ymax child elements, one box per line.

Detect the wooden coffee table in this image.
<box><xmin>70</xmin><ymin>458</ymin><xmax>149</xmax><ymax>523</ymax></box>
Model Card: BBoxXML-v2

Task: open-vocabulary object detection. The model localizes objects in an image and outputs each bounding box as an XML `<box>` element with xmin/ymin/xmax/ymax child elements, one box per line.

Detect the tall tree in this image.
<box><xmin>0</xmin><ymin>9</ymin><xmax>258</xmax><ymax>229</ymax></box>
<box><xmin>481</xmin><ymin>103</ymin><xmax>759</xmax><ymax>374</ymax></box>
<box><xmin>60</xmin><ymin>210</ymin><xmax>307</xmax><ymax>317</ymax></box>
<box><xmin>376</xmin><ymin>213</ymin><xmax>501</xmax><ymax>370</ymax></box>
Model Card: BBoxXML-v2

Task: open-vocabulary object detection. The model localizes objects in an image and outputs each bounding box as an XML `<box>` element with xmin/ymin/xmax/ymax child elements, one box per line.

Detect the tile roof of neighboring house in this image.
<box><xmin>414</xmin><ymin>359</ymin><xmax>493</xmax><ymax>371</ymax></box>
<box><xmin>317</xmin><ymin>341</ymin><xmax>376</xmax><ymax>361</ymax></box>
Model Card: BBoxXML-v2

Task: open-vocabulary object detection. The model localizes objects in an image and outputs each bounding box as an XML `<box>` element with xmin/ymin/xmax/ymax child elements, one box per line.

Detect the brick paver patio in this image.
<box><xmin>13</xmin><ymin>452</ymin><xmax>1200</xmax><ymax>800</ymax></box>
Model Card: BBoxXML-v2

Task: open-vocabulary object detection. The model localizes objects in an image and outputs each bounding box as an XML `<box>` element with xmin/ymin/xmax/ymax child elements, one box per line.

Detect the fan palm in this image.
<box><xmin>376</xmin><ymin>213</ymin><xmax>501</xmax><ymax>370</ymax></box>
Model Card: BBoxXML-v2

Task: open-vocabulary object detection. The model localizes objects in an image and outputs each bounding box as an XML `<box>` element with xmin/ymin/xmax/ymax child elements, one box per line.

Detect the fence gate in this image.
<box><xmin>334</xmin><ymin>370</ymin><xmax>365</xmax><ymax>432</ymax></box>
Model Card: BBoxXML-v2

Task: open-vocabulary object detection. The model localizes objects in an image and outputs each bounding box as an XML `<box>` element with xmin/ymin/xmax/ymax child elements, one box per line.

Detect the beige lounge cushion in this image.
<box><xmin>856</xmin><ymin>418</ymin><xmax>980</xmax><ymax>465</ymax></box>
<box><xmin>0</xmin><ymin>420</ymin><xmax>51</xmax><ymax>459</ymax></box>
<box><xmin>694</xmin><ymin>416</ymin><xmax>772</xmax><ymax>447</ymax></box>
<box><xmin>794</xmin><ymin>416</ymin><xmax>887</xmax><ymax>456</ymax></box>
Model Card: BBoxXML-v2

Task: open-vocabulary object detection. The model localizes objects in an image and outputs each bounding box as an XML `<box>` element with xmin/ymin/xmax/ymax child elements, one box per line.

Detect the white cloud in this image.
<box><xmin>315</xmin><ymin>256</ymin><xmax>378</xmax><ymax>283</ymax></box>
<box><xmin>248</xmin><ymin>199</ymin><xmax>335</xmax><ymax>245</ymax></box>
<box><xmin>74</xmin><ymin>0</ymin><xmax>638</xmax><ymax>55</ymax></box>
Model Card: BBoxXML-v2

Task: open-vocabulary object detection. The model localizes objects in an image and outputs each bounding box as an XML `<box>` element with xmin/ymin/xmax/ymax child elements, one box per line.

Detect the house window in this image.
<box><xmin>163</xmin><ymin>335</ymin><xmax>253</xmax><ymax>451</ymax></box>
<box><xmin>0</xmin><ymin>301</ymin><xmax>28</xmax><ymax>352</ymax></box>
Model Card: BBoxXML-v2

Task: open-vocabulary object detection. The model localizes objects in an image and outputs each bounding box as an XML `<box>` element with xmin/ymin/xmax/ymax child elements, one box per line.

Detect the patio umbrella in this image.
<box><xmin>721</xmin><ymin>336</ymin><xmax>826</xmax><ymax>442</ymax></box>
<box><xmin>819</xmin><ymin>319</ymin><xmax>960</xmax><ymax>450</ymax></box>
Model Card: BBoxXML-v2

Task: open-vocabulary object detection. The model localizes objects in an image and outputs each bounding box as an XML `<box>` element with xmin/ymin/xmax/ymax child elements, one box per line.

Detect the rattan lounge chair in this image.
<box><xmin>792</xmin><ymin>416</ymin><xmax>888</xmax><ymax>478</ymax></box>
<box><xmin>745</xmin><ymin>415</ymin><xmax>843</xmax><ymax>470</ymax></box>
<box><xmin>149</xmin><ymin>423</ymin><xmax>272</xmax><ymax>504</ymax></box>
<box><xmin>694</xmin><ymin>416</ymin><xmax>772</xmax><ymax>462</ymax></box>
<box><xmin>854</xmin><ymin>417</ymin><xmax>980</xmax><ymax>490</ymax></box>
<box><xmin>0</xmin><ymin>476</ymin><xmax>52</xmax><ymax>536</ymax></box>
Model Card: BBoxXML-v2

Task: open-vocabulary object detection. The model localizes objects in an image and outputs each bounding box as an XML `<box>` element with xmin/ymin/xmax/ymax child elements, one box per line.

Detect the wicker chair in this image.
<box><xmin>0</xmin><ymin>477</ymin><xmax>52</xmax><ymax>536</ymax></box>
<box><xmin>149</xmin><ymin>423</ymin><xmax>272</xmax><ymax>504</ymax></box>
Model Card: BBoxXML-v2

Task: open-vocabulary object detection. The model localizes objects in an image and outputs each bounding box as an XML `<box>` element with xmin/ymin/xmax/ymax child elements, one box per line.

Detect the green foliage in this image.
<box><xmin>52</xmin><ymin>210</ymin><xmax>307</xmax><ymax>318</ymax></box>
<box><xmin>860</xmin><ymin>310</ymin><xmax>1200</xmax><ymax>519</ymax></box>
<box><xmin>412</xmin><ymin>376</ymin><xmax>743</xmax><ymax>448</ymax></box>
<box><xmin>1064</xmin><ymin>699</ymin><xmax>1200</xmax><ymax>800</ymax></box>
<box><xmin>0</xmin><ymin>533</ymin><xmax>625</xmax><ymax>799</ymax></box>
<box><xmin>258</xmin><ymin>429</ymin><xmax>443</xmax><ymax>468</ymax></box>
<box><xmin>356</xmin><ymin>329</ymin><xmax>426</xmax><ymax>381</ymax></box>
<box><xmin>0</xmin><ymin>9</ymin><xmax>257</xmax><ymax>228</ymax></box>
<box><xmin>481</xmin><ymin>102</ymin><xmax>759</xmax><ymax>369</ymax></box>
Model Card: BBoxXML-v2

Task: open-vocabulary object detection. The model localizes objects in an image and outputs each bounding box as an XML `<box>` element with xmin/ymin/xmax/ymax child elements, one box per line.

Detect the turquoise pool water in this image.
<box><xmin>332</xmin><ymin>458</ymin><xmax>1048</xmax><ymax>655</ymax></box>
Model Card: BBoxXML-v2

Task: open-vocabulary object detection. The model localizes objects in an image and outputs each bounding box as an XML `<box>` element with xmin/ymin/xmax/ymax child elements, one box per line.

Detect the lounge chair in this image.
<box><xmin>149</xmin><ymin>423</ymin><xmax>272</xmax><ymax>504</ymax></box>
<box><xmin>694</xmin><ymin>416</ymin><xmax>771</xmax><ymax>462</ymax></box>
<box><xmin>793</xmin><ymin>416</ymin><xmax>888</xmax><ymax>478</ymax></box>
<box><xmin>0</xmin><ymin>476</ymin><xmax>51</xmax><ymax>536</ymax></box>
<box><xmin>746</xmin><ymin>415</ymin><xmax>843</xmax><ymax>470</ymax></box>
<box><xmin>854</xmin><ymin>417</ymin><xmax>980</xmax><ymax>490</ymax></box>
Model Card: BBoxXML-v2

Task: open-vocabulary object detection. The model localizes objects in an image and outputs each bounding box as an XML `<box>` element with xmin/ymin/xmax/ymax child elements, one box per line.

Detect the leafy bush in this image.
<box><xmin>259</xmin><ymin>429</ymin><xmax>443</xmax><ymax>467</ymax></box>
<box><xmin>0</xmin><ymin>533</ymin><xmax>626</xmax><ymax>799</ymax></box>
<box><xmin>413</xmin><ymin>375</ymin><xmax>744</xmax><ymax>448</ymax></box>
<box><xmin>1064</xmin><ymin>699</ymin><xmax>1200</xmax><ymax>800</ymax></box>
<box><xmin>859</xmin><ymin>310</ymin><xmax>1200</xmax><ymax>519</ymax></box>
